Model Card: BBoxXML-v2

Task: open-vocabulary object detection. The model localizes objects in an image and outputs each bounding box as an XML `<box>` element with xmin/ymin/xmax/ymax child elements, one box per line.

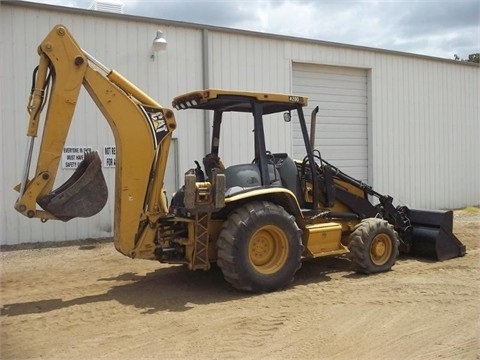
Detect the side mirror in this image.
<box><xmin>283</xmin><ymin>112</ymin><xmax>291</xmax><ymax>122</ymax></box>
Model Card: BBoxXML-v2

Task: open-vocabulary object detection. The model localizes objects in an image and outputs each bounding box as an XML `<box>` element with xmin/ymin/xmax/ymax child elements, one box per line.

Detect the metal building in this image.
<box><xmin>1</xmin><ymin>1</ymin><xmax>478</xmax><ymax>245</ymax></box>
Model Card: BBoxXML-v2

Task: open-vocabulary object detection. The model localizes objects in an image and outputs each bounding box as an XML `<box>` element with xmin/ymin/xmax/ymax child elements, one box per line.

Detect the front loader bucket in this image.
<box><xmin>405</xmin><ymin>209</ymin><xmax>466</xmax><ymax>261</ymax></box>
<box><xmin>38</xmin><ymin>151</ymin><xmax>108</xmax><ymax>221</ymax></box>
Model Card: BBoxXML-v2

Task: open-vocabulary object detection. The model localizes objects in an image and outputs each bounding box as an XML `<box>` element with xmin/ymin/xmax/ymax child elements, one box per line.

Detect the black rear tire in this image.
<box><xmin>217</xmin><ymin>201</ymin><xmax>303</xmax><ymax>292</ymax></box>
<box><xmin>348</xmin><ymin>218</ymin><xmax>399</xmax><ymax>274</ymax></box>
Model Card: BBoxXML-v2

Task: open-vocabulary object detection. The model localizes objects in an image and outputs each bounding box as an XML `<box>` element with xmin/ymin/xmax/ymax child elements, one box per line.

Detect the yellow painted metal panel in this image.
<box><xmin>304</xmin><ymin>222</ymin><xmax>345</xmax><ymax>257</ymax></box>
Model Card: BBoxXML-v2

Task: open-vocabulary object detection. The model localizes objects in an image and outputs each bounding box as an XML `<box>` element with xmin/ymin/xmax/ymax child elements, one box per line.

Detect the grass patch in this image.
<box><xmin>458</xmin><ymin>206</ymin><xmax>480</xmax><ymax>214</ymax></box>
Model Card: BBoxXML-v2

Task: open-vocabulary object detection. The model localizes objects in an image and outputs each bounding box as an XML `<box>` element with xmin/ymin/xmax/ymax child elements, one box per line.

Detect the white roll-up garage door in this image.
<box><xmin>292</xmin><ymin>63</ymin><xmax>368</xmax><ymax>182</ymax></box>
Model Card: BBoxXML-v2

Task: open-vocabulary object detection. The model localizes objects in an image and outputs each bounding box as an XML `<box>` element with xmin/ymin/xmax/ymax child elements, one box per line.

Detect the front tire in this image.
<box><xmin>217</xmin><ymin>201</ymin><xmax>303</xmax><ymax>292</ymax></box>
<box><xmin>348</xmin><ymin>218</ymin><xmax>399</xmax><ymax>274</ymax></box>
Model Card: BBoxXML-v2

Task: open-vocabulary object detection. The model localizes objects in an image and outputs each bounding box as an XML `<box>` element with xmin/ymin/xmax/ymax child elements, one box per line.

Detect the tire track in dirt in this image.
<box><xmin>290</xmin><ymin>248</ymin><xmax>479</xmax><ymax>306</ymax></box>
<box><xmin>412</xmin><ymin>337</ymin><xmax>478</xmax><ymax>360</ymax></box>
<box><xmin>211</xmin><ymin>313</ymin><xmax>290</xmax><ymax>358</ymax></box>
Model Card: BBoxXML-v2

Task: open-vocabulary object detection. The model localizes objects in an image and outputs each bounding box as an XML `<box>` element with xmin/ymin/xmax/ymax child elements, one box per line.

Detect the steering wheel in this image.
<box><xmin>301</xmin><ymin>150</ymin><xmax>324</xmax><ymax>176</ymax></box>
<box><xmin>302</xmin><ymin>153</ymin><xmax>322</xmax><ymax>166</ymax></box>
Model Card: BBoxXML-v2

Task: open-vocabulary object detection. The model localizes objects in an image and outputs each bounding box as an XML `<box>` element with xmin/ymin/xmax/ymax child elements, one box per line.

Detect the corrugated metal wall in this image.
<box><xmin>1</xmin><ymin>2</ymin><xmax>478</xmax><ymax>245</ymax></box>
<box><xmin>368</xmin><ymin>54</ymin><xmax>479</xmax><ymax>208</ymax></box>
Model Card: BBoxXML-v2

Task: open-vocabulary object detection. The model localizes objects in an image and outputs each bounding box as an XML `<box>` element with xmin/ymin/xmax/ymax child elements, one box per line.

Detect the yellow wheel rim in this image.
<box><xmin>370</xmin><ymin>233</ymin><xmax>393</xmax><ymax>265</ymax></box>
<box><xmin>248</xmin><ymin>225</ymin><xmax>289</xmax><ymax>274</ymax></box>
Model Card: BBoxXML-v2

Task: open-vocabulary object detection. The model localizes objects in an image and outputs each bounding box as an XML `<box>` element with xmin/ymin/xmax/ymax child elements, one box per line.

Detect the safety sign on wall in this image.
<box><xmin>103</xmin><ymin>146</ymin><xmax>116</xmax><ymax>167</ymax></box>
<box><xmin>61</xmin><ymin>146</ymin><xmax>116</xmax><ymax>168</ymax></box>
<box><xmin>61</xmin><ymin>146</ymin><xmax>92</xmax><ymax>169</ymax></box>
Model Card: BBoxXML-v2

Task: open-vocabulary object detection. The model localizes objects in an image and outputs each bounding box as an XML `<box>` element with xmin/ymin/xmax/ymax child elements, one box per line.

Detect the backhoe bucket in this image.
<box><xmin>38</xmin><ymin>151</ymin><xmax>108</xmax><ymax>221</ymax></box>
<box><xmin>405</xmin><ymin>209</ymin><xmax>466</xmax><ymax>261</ymax></box>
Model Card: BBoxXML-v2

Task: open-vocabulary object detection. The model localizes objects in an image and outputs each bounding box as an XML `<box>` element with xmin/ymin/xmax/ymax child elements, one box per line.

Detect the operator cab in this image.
<box><xmin>171</xmin><ymin>89</ymin><xmax>316</xmax><ymax>211</ymax></box>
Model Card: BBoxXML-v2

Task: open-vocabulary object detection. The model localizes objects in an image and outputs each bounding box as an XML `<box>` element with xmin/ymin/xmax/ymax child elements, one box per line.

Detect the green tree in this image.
<box><xmin>467</xmin><ymin>53</ymin><xmax>479</xmax><ymax>63</ymax></box>
<box><xmin>454</xmin><ymin>53</ymin><xmax>479</xmax><ymax>63</ymax></box>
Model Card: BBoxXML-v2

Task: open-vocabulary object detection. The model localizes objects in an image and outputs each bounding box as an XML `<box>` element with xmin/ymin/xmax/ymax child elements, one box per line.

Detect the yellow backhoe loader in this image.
<box><xmin>14</xmin><ymin>25</ymin><xmax>466</xmax><ymax>292</ymax></box>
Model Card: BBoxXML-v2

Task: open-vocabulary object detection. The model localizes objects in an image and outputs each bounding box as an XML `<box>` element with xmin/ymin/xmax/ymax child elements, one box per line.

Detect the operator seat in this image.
<box><xmin>224</xmin><ymin>163</ymin><xmax>281</xmax><ymax>195</ymax></box>
<box><xmin>272</xmin><ymin>154</ymin><xmax>307</xmax><ymax>208</ymax></box>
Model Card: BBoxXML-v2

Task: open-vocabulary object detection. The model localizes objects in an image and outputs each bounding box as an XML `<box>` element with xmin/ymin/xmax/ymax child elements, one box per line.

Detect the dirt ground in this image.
<box><xmin>1</xmin><ymin>208</ymin><xmax>479</xmax><ymax>360</ymax></box>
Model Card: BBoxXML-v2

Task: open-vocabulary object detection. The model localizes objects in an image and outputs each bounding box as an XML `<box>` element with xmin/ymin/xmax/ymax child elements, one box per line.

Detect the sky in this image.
<box><xmin>23</xmin><ymin>0</ymin><xmax>479</xmax><ymax>59</ymax></box>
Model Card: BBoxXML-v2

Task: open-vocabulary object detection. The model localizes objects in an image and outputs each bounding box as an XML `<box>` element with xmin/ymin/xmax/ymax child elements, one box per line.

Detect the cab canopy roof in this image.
<box><xmin>172</xmin><ymin>89</ymin><xmax>308</xmax><ymax>114</ymax></box>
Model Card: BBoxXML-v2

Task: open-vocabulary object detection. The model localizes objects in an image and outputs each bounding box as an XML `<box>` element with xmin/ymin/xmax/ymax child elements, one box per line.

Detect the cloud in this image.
<box><xmin>22</xmin><ymin>0</ymin><xmax>480</xmax><ymax>58</ymax></box>
<box><xmin>122</xmin><ymin>0</ymin><xmax>250</xmax><ymax>26</ymax></box>
<box><xmin>398</xmin><ymin>0</ymin><xmax>479</xmax><ymax>36</ymax></box>
<box><xmin>222</xmin><ymin>0</ymin><xmax>479</xmax><ymax>58</ymax></box>
<box><xmin>233</xmin><ymin>1</ymin><xmax>319</xmax><ymax>35</ymax></box>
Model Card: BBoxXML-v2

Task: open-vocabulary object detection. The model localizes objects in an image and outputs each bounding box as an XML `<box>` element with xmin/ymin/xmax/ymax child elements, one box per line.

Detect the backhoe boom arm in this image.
<box><xmin>14</xmin><ymin>25</ymin><xmax>177</xmax><ymax>259</ymax></box>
